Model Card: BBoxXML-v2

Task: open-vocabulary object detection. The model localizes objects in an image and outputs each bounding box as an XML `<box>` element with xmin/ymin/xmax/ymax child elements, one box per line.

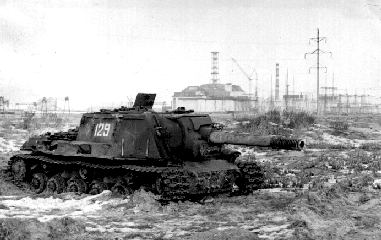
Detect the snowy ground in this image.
<box><xmin>0</xmin><ymin>189</ymin><xmax>299</xmax><ymax>239</ymax></box>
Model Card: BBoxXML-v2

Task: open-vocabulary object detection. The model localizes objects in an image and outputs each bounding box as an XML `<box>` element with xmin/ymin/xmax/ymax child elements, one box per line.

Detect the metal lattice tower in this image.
<box><xmin>305</xmin><ymin>28</ymin><xmax>332</xmax><ymax>116</ymax></box>
<box><xmin>211</xmin><ymin>52</ymin><xmax>220</xmax><ymax>84</ymax></box>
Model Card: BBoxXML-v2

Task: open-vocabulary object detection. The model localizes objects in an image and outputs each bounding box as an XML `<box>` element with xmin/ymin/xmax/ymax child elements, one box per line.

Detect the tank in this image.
<box><xmin>8</xmin><ymin>93</ymin><xmax>305</xmax><ymax>200</ymax></box>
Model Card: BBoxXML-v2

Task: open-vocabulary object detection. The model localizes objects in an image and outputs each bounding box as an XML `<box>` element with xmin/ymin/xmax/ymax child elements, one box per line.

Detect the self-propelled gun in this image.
<box><xmin>9</xmin><ymin>93</ymin><xmax>304</xmax><ymax>200</ymax></box>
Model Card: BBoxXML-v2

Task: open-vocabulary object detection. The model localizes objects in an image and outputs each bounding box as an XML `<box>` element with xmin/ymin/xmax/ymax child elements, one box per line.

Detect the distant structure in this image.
<box><xmin>63</xmin><ymin>96</ymin><xmax>70</xmax><ymax>115</ymax></box>
<box><xmin>210</xmin><ymin>52</ymin><xmax>220</xmax><ymax>84</ymax></box>
<box><xmin>231</xmin><ymin>58</ymin><xmax>258</xmax><ymax>101</ymax></box>
<box><xmin>275</xmin><ymin>63</ymin><xmax>280</xmax><ymax>100</ymax></box>
<box><xmin>172</xmin><ymin>52</ymin><xmax>381</xmax><ymax>114</ymax></box>
<box><xmin>172</xmin><ymin>83</ymin><xmax>250</xmax><ymax>112</ymax></box>
<box><xmin>41</xmin><ymin>97</ymin><xmax>48</xmax><ymax>118</ymax></box>
<box><xmin>172</xmin><ymin>52</ymin><xmax>252</xmax><ymax>112</ymax></box>
<box><xmin>0</xmin><ymin>96</ymin><xmax>9</xmax><ymax>117</ymax></box>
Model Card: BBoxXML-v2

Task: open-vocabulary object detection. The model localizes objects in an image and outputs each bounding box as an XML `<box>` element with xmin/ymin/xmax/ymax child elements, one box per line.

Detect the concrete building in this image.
<box><xmin>172</xmin><ymin>83</ymin><xmax>252</xmax><ymax>112</ymax></box>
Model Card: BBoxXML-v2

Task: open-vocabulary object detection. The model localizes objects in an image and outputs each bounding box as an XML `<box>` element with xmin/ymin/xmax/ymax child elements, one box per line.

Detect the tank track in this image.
<box><xmin>235</xmin><ymin>159</ymin><xmax>264</xmax><ymax>193</ymax></box>
<box><xmin>8</xmin><ymin>154</ymin><xmax>188</xmax><ymax>200</ymax></box>
<box><xmin>7</xmin><ymin>154</ymin><xmax>260</xmax><ymax>201</ymax></box>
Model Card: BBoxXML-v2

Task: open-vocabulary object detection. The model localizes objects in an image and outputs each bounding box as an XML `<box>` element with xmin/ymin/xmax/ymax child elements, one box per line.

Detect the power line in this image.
<box><xmin>304</xmin><ymin>28</ymin><xmax>332</xmax><ymax>116</ymax></box>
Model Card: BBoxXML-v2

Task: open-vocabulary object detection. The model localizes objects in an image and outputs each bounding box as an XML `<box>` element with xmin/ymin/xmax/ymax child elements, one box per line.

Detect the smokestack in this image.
<box><xmin>211</xmin><ymin>52</ymin><xmax>220</xmax><ymax>84</ymax></box>
<box><xmin>275</xmin><ymin>63</ymin><xmax>279</xmax><ymax>100</ymax></box>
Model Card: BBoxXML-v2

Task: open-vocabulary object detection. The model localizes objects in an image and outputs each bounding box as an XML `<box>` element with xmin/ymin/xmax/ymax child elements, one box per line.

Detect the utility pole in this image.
<box><xmin>305</xmin><ymin>28</ymin><xmax>332</xmax><ymax>116</ymax></box>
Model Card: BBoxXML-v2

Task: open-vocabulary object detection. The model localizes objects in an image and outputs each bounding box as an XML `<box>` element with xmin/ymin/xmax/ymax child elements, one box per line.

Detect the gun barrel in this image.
<box><xmin>209</xmin><ymin>131</ymin><xmax>305</xmax><ymax>150</ymax></box>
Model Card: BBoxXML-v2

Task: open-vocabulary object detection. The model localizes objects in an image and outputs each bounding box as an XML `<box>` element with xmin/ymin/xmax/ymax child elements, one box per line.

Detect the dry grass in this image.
<box><xmin>237</xmin><ymin>110</ymin><xmax>315</xmax><ymax>135</ymax></box>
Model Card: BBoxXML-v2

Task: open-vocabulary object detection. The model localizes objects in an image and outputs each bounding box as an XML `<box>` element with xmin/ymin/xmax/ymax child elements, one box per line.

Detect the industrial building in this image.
<box><xmin>172</xmin><ymin>52</ymin><xmax>252</xmax><ymax>113</ymax></box>
<box><xmin>172</xmin><ymin>83</ymin><xmax>251</xmax><ymax>112</ymax></box>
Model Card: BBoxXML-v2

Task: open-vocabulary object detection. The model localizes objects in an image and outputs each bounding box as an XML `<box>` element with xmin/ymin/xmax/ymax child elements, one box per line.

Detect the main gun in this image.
<box><xmin>208</xmin><ymin>131</ymin><xmax>304</xmax><ymax>151</ymax></box>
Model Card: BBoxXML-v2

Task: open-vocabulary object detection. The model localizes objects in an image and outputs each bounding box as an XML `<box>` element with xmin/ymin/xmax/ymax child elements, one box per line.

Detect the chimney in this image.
<box><xmin>211</xmin><ymin>52</ymin><xmax>219</xmax><ymax>84</ymax></box>
<box><xmin>275</xmin><ymin>63</ymin><xmax>280</xmax><ymax>100</ymax></box>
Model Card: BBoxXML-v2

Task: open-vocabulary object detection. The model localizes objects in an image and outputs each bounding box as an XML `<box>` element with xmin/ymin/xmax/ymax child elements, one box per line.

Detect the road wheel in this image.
<box><xmin>155</xmin><ymin>177</ymin><xmax>164</xmax><ymax>194</ymax></box>
<box><xmin>67</xmin><ymin>178</ymin><xmax>88</xmax><ymax>193</ymax></box>
<box><xmin>46</xmin><ymin>175</ymin><xmax>66</xmax><ymax>194</ymax></box>
<box><xmin>11</xmin><ymin>159</ymin><xmax>27</xmax><ymax>181</ymax></box>
<box><xmin>89</xmin><ymin>180</ymin><xmax>108</xmax><ymax>195</ymax></box>
<box><xmin>79</xmin><ymin>168</ymin><xmax>92</xmax><ymax>180</ymax></box>
<box><xmin>111</xmin><ymin>182</ymin><xmax>133</xmax><ymax>195</ymax></box>
<box><xmin>31</xmin><ymin>173</ymin><xmax>47</xmax><ymax>193</ymax></box>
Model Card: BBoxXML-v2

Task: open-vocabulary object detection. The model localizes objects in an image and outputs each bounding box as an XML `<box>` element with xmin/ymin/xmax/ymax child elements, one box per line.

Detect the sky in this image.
<box><xmin>1</xmin><ymin>0</ymin><xmax>381</xmax><ymax>109</ymax></box>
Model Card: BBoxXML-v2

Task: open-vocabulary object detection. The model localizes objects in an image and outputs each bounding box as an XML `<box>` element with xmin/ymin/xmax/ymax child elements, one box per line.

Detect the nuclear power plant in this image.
<box><xmin>172</xmin><ymin>52</ymin><xmax>380</xmax><ymax>114</ymax></box>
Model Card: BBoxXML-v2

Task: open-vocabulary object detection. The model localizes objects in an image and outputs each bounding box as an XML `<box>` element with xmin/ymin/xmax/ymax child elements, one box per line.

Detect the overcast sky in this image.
<box><xmin>1</xmin><ymin>0</ymin><xmax>381</xmax><ymax>109</ymax></box>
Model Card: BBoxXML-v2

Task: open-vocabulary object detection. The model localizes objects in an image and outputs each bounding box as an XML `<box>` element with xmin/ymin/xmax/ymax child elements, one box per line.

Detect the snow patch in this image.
<box><xmin>0</xmin><ymin>190</ymin><xmax>130</xmax><ymax>221</ymax></box>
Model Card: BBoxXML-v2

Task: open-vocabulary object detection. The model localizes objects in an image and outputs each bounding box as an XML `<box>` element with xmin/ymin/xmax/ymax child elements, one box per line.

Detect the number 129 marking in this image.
<box><xmin>94</xmin><ymin>123</ymin><xmax>111</xmax><ymax>136</ymax></box>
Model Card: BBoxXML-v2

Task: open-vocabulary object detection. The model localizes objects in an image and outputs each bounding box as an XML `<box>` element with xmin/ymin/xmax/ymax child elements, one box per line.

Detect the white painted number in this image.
<box><xmin>96</xmin><ymin>124</ymin><xmax>103</xmax><ymax>136</ymax></box>
<box><xmin>103</xmin><ymin>124</ymin><xmax>110</xmax><ymax>136</ymax></box>
<box><xmin>94</xmin><ymin>123</ymin><xmax>111</xmax><ymax>136</ymax></box>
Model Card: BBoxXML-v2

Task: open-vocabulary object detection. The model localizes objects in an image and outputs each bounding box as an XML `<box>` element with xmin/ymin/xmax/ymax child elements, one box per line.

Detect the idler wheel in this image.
<box><xmin>30</xmin><ymin>173</ymin><xmax>47</xmax><ymax>194</ymax></box>
<box><xmin>46</xmin><ymin>175</ymin><xmax>66</xmax><ymax>194</ymax></box>
<box><xmin>89</xmin><ymin>180</ymin><xmax>108</xmax><ymax>195</ymax></box>
<box><xmin>111</xmin><ymin>182</ymin><xmax>133</xmax><ymax>195</ymax></box>
<box><xmin>67</xmin><ymin>179</ymin><xmax>88</xmax><ymax>193</ymax></box>
<box><xmin>11</xmin><ymin>159</ymin><xmax>27</xmax><ymax>181</ymax></box>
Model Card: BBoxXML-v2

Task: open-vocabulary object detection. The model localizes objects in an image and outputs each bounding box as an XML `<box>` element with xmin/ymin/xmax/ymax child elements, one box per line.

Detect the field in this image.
<box><xmin>2</xmin><ymin>113</ymin><xmax>381</xmax><ymax>239</ymax></box>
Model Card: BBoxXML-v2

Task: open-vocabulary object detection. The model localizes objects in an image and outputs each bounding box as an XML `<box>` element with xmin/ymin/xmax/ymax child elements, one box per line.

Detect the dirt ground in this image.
<box><xmin>2</xmin><ymin>116</ymin><xmax>381</xmax><ymax>239</ymax></box>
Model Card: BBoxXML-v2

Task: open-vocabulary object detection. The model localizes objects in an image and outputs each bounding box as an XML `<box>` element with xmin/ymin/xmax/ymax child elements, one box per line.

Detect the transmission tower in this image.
<box><xmin>305</xmin><ymin>28</ymin><xmax>332</xmax><ymax>116</ymax></box>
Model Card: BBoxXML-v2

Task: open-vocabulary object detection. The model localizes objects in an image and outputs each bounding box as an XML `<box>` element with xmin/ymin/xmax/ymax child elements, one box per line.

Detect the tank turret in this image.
<box><xmin>8</xmin><ymin>93</ymin><xmax>304</xmax><ymax>200</ymax></box>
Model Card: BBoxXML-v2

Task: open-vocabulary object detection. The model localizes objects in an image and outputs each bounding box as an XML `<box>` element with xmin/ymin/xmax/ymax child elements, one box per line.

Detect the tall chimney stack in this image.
<box><xmin>211</xmin><ymin>52</ymin><xmax>220</xmax><ymax>84</ymax></box>
<box><xmin>275</xmin><ymin>63</ymin><xmax>280</xmax><ymax>100</ymax></box>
